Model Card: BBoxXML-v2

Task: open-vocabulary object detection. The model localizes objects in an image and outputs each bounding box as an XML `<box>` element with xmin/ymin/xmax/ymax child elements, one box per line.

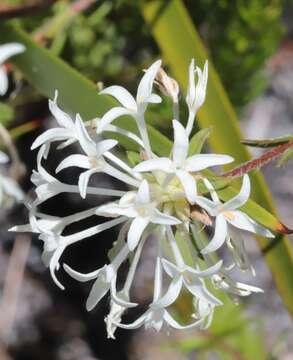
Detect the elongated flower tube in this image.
<box><xmin>12</xmin><ymin>59</ymin><xmax>277</xmax><ymax>338</ymax></box>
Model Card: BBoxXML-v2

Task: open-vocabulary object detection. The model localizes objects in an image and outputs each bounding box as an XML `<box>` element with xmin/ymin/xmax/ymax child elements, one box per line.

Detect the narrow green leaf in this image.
<box><xmin>126</xmin><ymin>150</ymin><xmax>140</xmax><ymax>166</ymax></box>
<box><xmin>188</xmin><ymin>127</ymin><xmax>212</xmax><ymax>155</ymax></box>
<box><xmin>141</xmin><ymin>0</ymin><xmax>293</xmax><ymax>317</ymax></box>
<box><xmin>0</xmin><ymin>22</ymin><xmax>172</xmax><ymax>156</ymax></box>
<box><xmin>242</xmin><ymin>135</ymin><xmax>293</xmax><ymax>148</ymax></box>
<box><xmin>0</xmin><ymin>102</ymin><xmax>14</xmax><ymax>126</ymax></box>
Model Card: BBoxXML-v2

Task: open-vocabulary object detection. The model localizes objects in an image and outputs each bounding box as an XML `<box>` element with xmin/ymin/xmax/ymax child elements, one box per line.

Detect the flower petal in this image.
<box><xmin>127</xmin><ymin>217</ymin><xmax>149</xmax><ymax>251</ymax></box>
<box><xmin>75</xmin><ymin>114</ymin><xmax>97</xmax><ymax>156</ymax></box>
<box><xmin>136</xmin><ymin>60</ymin><xmax>161</xmax><ymax>104</ymax></box>
<box><xmin>201</xmin><ymin>214</ymin><xmax>228</xmax><ymax>254</ymax></box>
<box><xmin>161</xmin><ymin>258</ymin><xmax>179</xmax><ymax>278</ymax></box>
<box><xmin>96</xmin><ymin>139</ymin><xmax>118</xmax><ymax>158</ymax></box>
<box><xmin>164</xmin><ymin>310</ymin><xmax>204</xmax><ymax>330</ymax></box>
<box><xmin>49</xmin><ymin>90</ymin><xmax>74</xmax><ymax>129</ymax></box>
<box><xmin>154</xmin><ymin>276</ymin><xmax>183</xmax><ymax>308</ymax></box>
<box><xmin>86</xmin><ymin>276</ymin><xmax>112</xmax><ymax>311</ymax></box>
<box><xmin>114</xmin><ymin>313</ymin><xmax>147</xmax><ymax>329</ymax></box>
<box><xmin>0</xmin><ymin>66</ymin><xmax>8</xmax><ymax>96</ymax></box>
<box><xmin>96</xmin><ymin>202</ymin><xmax>137</xmax><ymax>218</ymax></box>
<box><xmin>100</xmin><ymin>85</ymin><xmax>137</xmax><ymax>111</ymax></box>
<box><xmin>176</xmin><ymin>169</ymin><xmax>197</xmax><ymax>204</ymax></box>
<box><xmin>136</xmin><ymin>179</ymin><xmax>150</xmax><ymax>204</ymax></box>
<box><xmin>151</xmin><ymin>208</ymin><xmax>181</xmax><ymax>225</ymax></box>
<box><xmin>221</xmin><ymin>174</ymin><xmax>250</xmax><ymax>211</ymax></box>
<box><xmin>78</xmin><ymin>168</ymin><xmax>100</xmax><ymax>199</ymax></box>
<box><xmin>134</xmin><ymin>158</ymin><xmax>173</xmax><ymax>173</ymax></box>
<box><xmin>185</xmin><ymin>154</ymin><xmax>234</xmax><ymax>172</ymax></box>
<box><xmin>187</xmin><ymin>260</ymin><xmax>223</xmax><ymax>277</ymax></box>
<box><xmin>56</xmin><ymin>154</ymin><xmax>91</xmax><ymax>173</ymax></box>
<box><xmin>228</xmin><ymin>210</ymin><xmax>274</xmax><ymax>238</ymax></box>
<box><xmin>194</xmin><ymin>196</ymin><xmax>219</xmax><ymax>216</ymax></box>
<box><xmin>0</xmin><ymin>43</ymin><xmax>25</xmax><ymax>65</ymax></box>
<box><xmin>31</xmin><ymin>128</ymin><xmax>73</xmax><ymax>149</ymax></box>
<box><xmin>172</xmin><ymin>120</ymin><xmax>189</xmax><ymax>167</ymax></box>
<box><xmin>97</xmin><ymin>107</ymin><xmax>133</xmax><ymax>133</ymax></box>
<box><xmin>146</xmin><ymin>94</ymin><xmax>162</xmax><ymax>103</ymax></box>
<box><xmin>63</xmin><ymin>263</ymin><xmax>102</xmax><ymax>282</ymax></box>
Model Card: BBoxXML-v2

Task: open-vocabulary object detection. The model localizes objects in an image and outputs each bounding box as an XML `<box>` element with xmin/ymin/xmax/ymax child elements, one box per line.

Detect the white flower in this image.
<box><xmin>64</xmin><ymin>239</ymin><xmax>136</xmax><ymax>310</ymax></box>
<box><xmin>32</xmin><ymin>145</ymin><xmax>125</xmax><ymax>204</ymax></box>
<box><xmin>31</xmin><ymin>91</ymin><xmax>78</xmax><ymax>149</ymax></box>
<box><xmin>0</xmin><ymin>43</ymin><xmax>25</xmax><ymax>95</ymax></box>
<box><xmin>185</xmin><ymin>59</ymin><xmax>208</xmax><ymax>135</ymax></box>
<box><xmin>212</xmin><ymin>272</ymin><xmax>263</xmax><ymax>297</ymax></box>
<box><xmin>196</xmin><ymin>174</ymin><xmax>274</xmax><ymax>254</ymax></box>
<box><xmin>96</xmin><ymin>180</ymin><xmax>181</xmax><ymax>251</ymax></box>
<box><xmin>99</xmin><ymin>60</ymin><xmax>162</xmax><ymax>130</ymax></box>
<box><xmin>134</xmin><ymin>120</ymin><xmax>233</xmax><ymax>204</ymax></box>
<box><xmin>99</xmin><ymin>60</ymin><xmax>162</xmax><ymax>156</ymax></box>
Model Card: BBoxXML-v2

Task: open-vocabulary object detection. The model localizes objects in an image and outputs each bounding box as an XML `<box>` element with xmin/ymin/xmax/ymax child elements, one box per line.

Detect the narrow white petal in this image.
<box><xmin>78</xmin><ymin>168</ymin><xmax>99</xmax><ymax>199</ymax></box>
<box><xmin>228</xmin><ymin>211</ymin><xmax>274</xmax><ymax>237</ymax></box>
<box><xmin>0</xmin><ymin>67</ymin><xmax>8</xmax><ymax>96</ymax></box>
<box><xmin>161</xmin><ymin>258</ymin><xmax>179</xmax><ymax>278</ymax></box>
<box><xmin>96</xmin><ymin>139</ymin><xmax>117</xmax><ymax>158</ymax></box>
<box><xmin>96</xmin><ymin>202</ymin><xmax>137</xmax><ymax>218</ymax></box>
<box><xmin>86</xmin><ymin>277</ymin><xmax>112</xmax><ymax>311</ymax></box>
<box><xmin>176</xmin><ymin>169</ymin><xmax>197</xmax><ymax>204</ymax></box>
<box><xmin>151</xmin><ymin>208</ymin><xmax>181</xmax><ymax>225</ymax></box>
<box><xmin>185</xmin><ymin>154</ymin><xmax>234</xmax><ymax>172</ymax></box>
<box><xmin>100</xmin><ymin>85</ymin><xmax>137</xmax><ymax>111</ymax></box>
<box><xmin>134</xmin><ymin>158</ymin><xmax>173</xmax><ymax>173</ymax></box>
<box><xmin>56</xmin><ymin>154</ymin><xmax>91</xmax><ymax>173</ymax></box>
<box><xmin>164</xmin><ymin>310</ymin><xmax>204</xmax><ymax>330</ymax></box>
<box><xmin>136</xmin><ymin>60</ymin><xmax>161</xmax><ymax>103</ymax></box>
<box><xmin>186</xmin><ymin>59</ymin><xmax>196</xmax><ymax>109</ymax></box>
<box><xmin>146</xmin><ymin>94</ymin><xmax>162</xmax><ymax>103</ymax></box>
<box><xmin>114</xmin><ymin>313</ymin><xmax>147</xmax><ymax>329</ymax></box>
<box><xmin>201</xmin><ymin>214</ymin><xmax>228</xmax><ymax>254</ymax></box>
<box><xmin>172</xmin><ymin>120</ymin><xmax>189</xmax><ymax>166</ymax></box>
<box><xmin>31</xmin><ymin>128</ymin><xmax>73</xmax><ymax>149</ymax></box>
<box><xmin>185</xmin><ymin>280</ymin><xmax>222</xmax><ymax>306</ymax></box>
<box><xmin>136</xmin><ymin>179</ymin><xmax>150</xmax><ymax>204</ymax></box>
<box><xmin>187</xmin><ymin>260</ymin><xmax>223</xmax><ymax>277</ymax></box>
<box><xmin>97</xmin><ymin>107</ymin><xmax>133</xmax><ymax>133</ymax></box>
<box><xmin>0</xmin><ymin>43</ymin><xmax>25</xmax><ymax>65</ymax></box>
<box><xmin>75</xmin><ymin>114</ymin><xmax>97</xmax><ymax>156</ymax></box>
<box><xmin>127</xmin><ymin>217</ymin><xmax>149</xmax><ymax>251</ymax></box>
<box><xmin>194</xmin><ymin>196</ymin><xmax>219</xmax><ymax>216</ymax></box>
<box><xmin>221</xmin><ymin>174</ymin><xmax>250</xmax><ymax>211</ymax></box>
<box><xmin>63</xmin><ymin>263</ymin><xmax>101</xmax><ymax>282</ymax></box>
<box><xmin>48</xmin><ymin>91</ymin><xmax>74</xmax><ymax>129</ymax></box>
<box><xmin>154</xmin><ymin>276</ymin><xmax>183</xmax><ymax>308</ymax></box>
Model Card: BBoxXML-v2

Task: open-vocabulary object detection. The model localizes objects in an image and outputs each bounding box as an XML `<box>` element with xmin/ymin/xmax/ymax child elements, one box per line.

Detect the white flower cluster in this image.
<box><xmin>12</xmin><ymin>59</ymin><xmax>274</xmax><ymax>338</ymax></box>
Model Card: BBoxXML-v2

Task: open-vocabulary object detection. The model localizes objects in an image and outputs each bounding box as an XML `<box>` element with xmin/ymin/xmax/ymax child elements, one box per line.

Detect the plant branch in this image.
<box><xmin>222</xmin><ymin>139</ymin><xmax>293</xmax><ymax>178</ymax></box>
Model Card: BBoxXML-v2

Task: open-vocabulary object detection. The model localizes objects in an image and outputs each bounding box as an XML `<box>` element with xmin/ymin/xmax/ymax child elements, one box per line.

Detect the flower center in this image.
<box><xmin>223</xmin><ymin>211</ymin><xmax>235</xmax><ymax>221</ymax></box>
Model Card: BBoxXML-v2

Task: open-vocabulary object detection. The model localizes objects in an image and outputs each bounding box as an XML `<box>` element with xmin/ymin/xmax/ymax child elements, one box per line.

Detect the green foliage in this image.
<box><xmin>185</xmin><ymin>0</ymin><xmax>284</xmax><ymax>109</ymax></box>
<box><xmin>0</xmin><ymin>102</ymin><xmax>15</xmax><ymax>126</ymax></box>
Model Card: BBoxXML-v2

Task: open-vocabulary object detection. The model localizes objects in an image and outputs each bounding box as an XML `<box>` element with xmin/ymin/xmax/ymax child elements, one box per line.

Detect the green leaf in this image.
<box><xmin>242</xmin><ymin>135</ymin><xmax>293</xmax><ymax>148</ymax></box>
<box><xmin>188</xmin><ymin>126</ymin><xmax>212</xmax><ymax>155</ymax></box>
<box><xmin>277</xmin><ymin>148</ymin><xmax>293</xmax><ymax>167</ymax></box>
<box><xmin>126</xmin><ymin>150</ymin><xmax>140</xmax><ymax>166</ymax></box>
<box><xmin>0</xmin><ymin>22</ymin><xmax>172</xmax><ymax>156</ymax></box>
<box><xmin>0</xmin><ymin>102</ymin><xmax>14</xmax><ymax>126</ymax></box>
<box><xmin>141</xmin><ymin>0</ymin><xmax>293</xmax><ymax>317</ymax></box>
